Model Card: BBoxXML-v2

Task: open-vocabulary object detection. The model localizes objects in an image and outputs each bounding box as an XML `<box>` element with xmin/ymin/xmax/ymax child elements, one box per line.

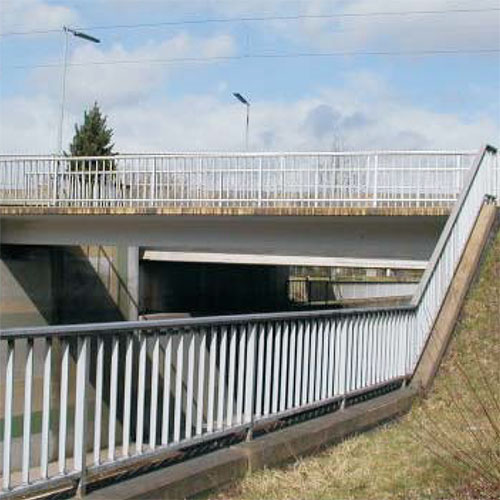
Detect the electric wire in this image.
<box><xmin>1</xmin><ymin>6</ymin><xmax>499</xmax><ymax>37</ymax></box>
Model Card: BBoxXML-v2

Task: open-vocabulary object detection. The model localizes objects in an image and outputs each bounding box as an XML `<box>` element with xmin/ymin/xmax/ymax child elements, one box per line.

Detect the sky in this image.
<box><xmin>0</xmin><ymin>0</ymin><xmax>499</xmax><ymax>153</ymax></box>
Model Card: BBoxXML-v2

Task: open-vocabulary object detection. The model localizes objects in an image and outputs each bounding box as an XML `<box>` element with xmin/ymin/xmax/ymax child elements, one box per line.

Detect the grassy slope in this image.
<box><xmin>215</xmin><ymin>230</ymin><xmax>499</xmax><ymax>500</ymax></box>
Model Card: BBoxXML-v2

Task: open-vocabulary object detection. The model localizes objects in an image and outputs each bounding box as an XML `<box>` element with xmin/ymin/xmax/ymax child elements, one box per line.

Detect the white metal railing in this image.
<box><xmin>0</xmin><ymin>146</ymin><xmax>497</xmax><ymax>497</ymax></box>
<box><xmin>0</xmin><ymin>151</ymin><xmax>482</xmax><ymax>208</ymax></box>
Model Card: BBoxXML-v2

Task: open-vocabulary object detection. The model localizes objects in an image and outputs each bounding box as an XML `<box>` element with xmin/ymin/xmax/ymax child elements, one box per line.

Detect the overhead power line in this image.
<box><xmin>1</xmin><ymin>6</ymin><xmax>499</xmax><ymax>37</ymax></box>
<box><xmin>4</xmin><ymin>48</ymin><xmax>499</xmax><ymax>70</ymax></box>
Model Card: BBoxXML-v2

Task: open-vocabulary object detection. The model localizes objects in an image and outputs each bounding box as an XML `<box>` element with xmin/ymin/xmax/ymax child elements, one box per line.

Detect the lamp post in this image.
<box><xmin>233</xmin><ymin>92</ymin><xmax>250</xmax><ymax>151</ymax></box>
<box><xmin>57</xmin><ymin>26</ymin><xmax>101</xmax><ymax>155</ymax></box>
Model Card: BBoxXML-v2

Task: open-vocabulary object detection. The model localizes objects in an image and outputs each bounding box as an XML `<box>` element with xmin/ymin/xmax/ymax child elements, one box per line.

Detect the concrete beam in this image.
<box><xmin>142</xmin><ymin>250</ymin><xmax>428</xmax><ymax>270</ymax></box>
<box><xmin>0</xmin><ymin>215</ymin><xmax>446</xmax><ymax>261</ymax></box>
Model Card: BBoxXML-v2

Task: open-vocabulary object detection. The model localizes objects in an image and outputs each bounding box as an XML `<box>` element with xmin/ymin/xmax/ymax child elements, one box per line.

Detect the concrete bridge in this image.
<box><xmin>0</xmin><ymin>146</ymin><xmax>499</xmax><ymax>499</ymax></box>
<box><xmin>0</xmin><ymin>150</ymin><xmax>484</xmax><ymax>265</ymax></box>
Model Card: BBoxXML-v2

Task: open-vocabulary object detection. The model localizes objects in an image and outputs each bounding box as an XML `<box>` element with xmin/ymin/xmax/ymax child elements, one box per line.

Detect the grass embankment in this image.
<box><xmin>214</xmin><ymin>231</ymin><xmax>500</xmax><ymax>500</ymax></box>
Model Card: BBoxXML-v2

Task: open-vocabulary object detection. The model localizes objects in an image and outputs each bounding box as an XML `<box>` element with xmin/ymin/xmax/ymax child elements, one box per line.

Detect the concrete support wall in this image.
<box><xmin>0</xmin><ymin>244</ymin><xmax>135</xmax><ymax>472</ymax></box>
<box><xmin>0</xmin><ymin>246</ymin><xmax>55</xmax><ymax>328</ymax></box>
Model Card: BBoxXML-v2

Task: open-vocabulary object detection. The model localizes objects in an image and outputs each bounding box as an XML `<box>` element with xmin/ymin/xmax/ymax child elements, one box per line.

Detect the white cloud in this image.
<box><xmin>2</xmin><ymin>70</ymin><xmax>496</xmax><ymax>154</ymax></box>
<box><xmin>0</xmin><ymin>0</ymin><xmax>77</xmax><ymax>33</ymax></box>
<box><xmin>203</xmin><ymin>0</ymin><xmax>500</xmax><ymax>52</ymax></box>
<box><xmin>31</xmin><ymin>32</ymin><xmax>236</xmax><ymax>108</ymax></box>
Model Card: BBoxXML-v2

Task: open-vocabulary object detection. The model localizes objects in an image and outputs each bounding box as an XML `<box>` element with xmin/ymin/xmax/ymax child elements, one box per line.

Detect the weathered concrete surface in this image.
<box><xmin>87</xmin><ymin>447</ymin><xmax>249</xmax><ymax>500</ymax></box>
<box><xmin>0</xmin><ymin>215</ymin><xmax>446</xmax><ymax>261</ymax></box>
<box><xmin>411</xmin><ymin>204</ymin><xmax>498</xmax><ymax>392</ymax></box>
<box><xmin>0</xmin><ymin>245</ymin><xmax>132</xmax><ymax>472</ymax></box>
<box><xmin>86</xmin><ymin>387</ymin><xmax>417</xmax><ymax>500</ymax></box>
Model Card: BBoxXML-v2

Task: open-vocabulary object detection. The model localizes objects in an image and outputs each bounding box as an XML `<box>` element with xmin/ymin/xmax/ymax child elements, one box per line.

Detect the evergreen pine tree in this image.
<box><xmin>68</xmin><ymin>103</ymin><xmax>116</xmax><ymax>175</ymax></box>
<box><xmin>69</xmin><ymin>102</ymin><xmax>115</xmax><ymax>157</ymax></box>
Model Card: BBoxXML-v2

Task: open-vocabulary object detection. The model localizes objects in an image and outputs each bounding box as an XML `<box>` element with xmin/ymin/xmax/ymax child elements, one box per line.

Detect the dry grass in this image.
<box><xmin>212</xmin><ymin>231</ymin><xmax>499</xmax><ymax>500</ymax></box>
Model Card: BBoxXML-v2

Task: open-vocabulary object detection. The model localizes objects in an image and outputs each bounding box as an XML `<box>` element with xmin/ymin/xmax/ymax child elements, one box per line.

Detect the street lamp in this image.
<box><xmin>57</xmin><ymin>26</ymin><xmax>101</xmax><ymax>155</ymax></box>
<box><xmin>233</xmin><ymin>92</ymin><xmax>250</xmax><ymax>151</ymax></box>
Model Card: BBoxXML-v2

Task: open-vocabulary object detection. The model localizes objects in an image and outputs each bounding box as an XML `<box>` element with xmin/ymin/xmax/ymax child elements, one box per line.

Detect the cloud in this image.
<box><xmin>31</xmin><ymin>32</ymin><xmax>236</xmax><ymax>109</ymax></box>
<box><xmin>203</xmin><ymin>0</ymin><xmax>500</xmax><ymax>52</ymax></box>
<box><xmin>3</xmin><ymin>69</ymin><xmax>497</xmax><ymax>154</ymax></box>
<box><xmin>4</xmin><ymin>67</ymin><xmax>500</xmax><ymax>153</ymax></box>
<box><xmin>0</xmin><ymin>0</ymin><xmax>77</xmax><ymax>33</ymax></box>
<box><xmin>303</xmin><ymin>104</ymin><xmax>341</xmax><ymax>139</ymax></box>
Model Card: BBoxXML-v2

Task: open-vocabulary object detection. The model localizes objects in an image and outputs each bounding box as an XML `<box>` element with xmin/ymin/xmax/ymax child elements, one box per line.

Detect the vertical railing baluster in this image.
<box><xmin>244</xmin><ymin>324</ymin><xmax>257</xmax><ymax>425</ymax></box>
<box><xmin>185</xmin><ymin>333</ymin><xmax>195</xmax><ymax>440</ymax></box>
<box><xmin>339</xmin><ymin>318</ymin><xmax>348</xmax><ymax>399</ymax></box>
<box><xmin>287</xmin><ymin>321</ymin><xmax>297</xmax><ymax>409</ymax></box>
<box><xmin>22</xmin><ymin>338</ymin><xmax>34</xmax><ymax>485</ymax></box>
<box><xmin>161</xmin><ymin>335</ymin><xmax>172</xmax><ymax>444</ymax></box>
<box><xmin>217</xmin><ymin>327</ymin><xmax>227</xmax><ymax>430</ymax></box>
<box><xmin>321</xmin><ymin>320</ymin><xmax>329</xmax><ymax>400</ymax></box>
<box><xmin>295</xmin><ymin>321</ymin><xmax>304</xmax><ymax>406</ymax></box>
<box><xmin>236</xmin><ymin>325</ymin><xmax>246</xmax><ymax>425</ymax></box>
<box><xmin>279</xmin><ymin>322</ymin><xmax>288</xmax><ymax>412</ymax></box>
<box><xmin>196</xmin><ymin>330</ymin><xmax>207</xmax><ymax>436</ymax></box>
<box><xmin>40</xmin><ymin>338</ymin><xmax>52</xmax><ymax>479</ymax></box>
<box><xmin>206</xmin><ymin>329</ymin><xmax>216</xmax><ymax>434</ymax></box>
<box><xmin>327</xmin><ymin>320</ymin><xmax>335</xmax><ymax>398</ymax></box>
<box><xmin>93</xmin><ymin>337</ymin><xmax>103</xmax><ymax>466</ymax></box>
<box><xmin>301</xmin><ymin>322</ymin><xmax>310</xmax><ymax>405</ymax></box>
<box><xmin>255</xmin><ymin>324</ymin><xmax>265</xmax><ymax>418</ymax></box>
<box><xmin>108</xmin><ymin>336</ymin><xmax>119</xmax><ymax>461</ymax></box>
<box><xmin>315</xmin><ymin>320</ymin><xmax>324</xmax><ymax>401</ymax></box>
<box><xmin>149</xmin><ymin>332</ymin><xmax>160</xmax><ymax>449</ymax></box>
<box><xmin>123</xmin><ymin>335</ymin><xmax>134</xmax><ymax>455</ymax></box>
<box><xmin>3</xmin><ymin>339</ymin><xmax>14</xmax><ymax>491</ymax></box>
<box><xmin>264</xmin><ymin>323</ymin><xmax>273</xmax><ymax>416</ymax></box>
<box><xmin>174</xmin><ymin>333</ymin><xmax>184</xmax><ymax>442</ymax></box>
<box><xmin>272</xmin><ymin>323</ymin><xmax>281</xmax><ymax>414</ymax></box>
<box><xmin>74</xmin><ymin>336</ymin><xmax>89</xmax><ymax>490</ymax></box>
<box><xmin>226</xmin><ymin>326</ymin><xmax>237</xmax><ymax>427</ymax></box>
<box><xmin>309</xmin><ymin>320</ymin><xmax>317</xmax><ymax>403</ymax></box>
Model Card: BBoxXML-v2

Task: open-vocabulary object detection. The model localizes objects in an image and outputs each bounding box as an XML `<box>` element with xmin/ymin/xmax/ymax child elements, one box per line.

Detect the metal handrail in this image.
<box><xmin>0</xmin><ymin>150</ymin><xmax>476</xmax><ymax>160</ymax></box>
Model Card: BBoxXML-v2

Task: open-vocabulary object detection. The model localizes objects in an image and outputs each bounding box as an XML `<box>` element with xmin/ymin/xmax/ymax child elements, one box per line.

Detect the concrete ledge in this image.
<box><xmin>0</xmin><ymin>206</ymin><xmax>451</xmax><ymax>217</ymax></box>
<box><xmin>411</xmin><ymin>204</ymin><xmax>498</xmax><ymax>392</ymax></box>
<box><xmin>241</xmin><ymin>388</ymin><xmax>416</xmax><ymax>472</ymax></box>
<box><xmin>87</xmin><ymin>387</ymin><xmax>417</xmax><ymax>500</ymax></box>
<box><xmin>87</xmin><ymin>447</ymin><xmax>248</xmax><ymax>500</ymax></box>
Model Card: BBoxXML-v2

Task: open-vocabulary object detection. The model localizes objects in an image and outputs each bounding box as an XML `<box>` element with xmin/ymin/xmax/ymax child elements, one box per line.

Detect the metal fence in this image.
<box><xmin>288</xmin><ymin>277</ymin><xmax>418</xmax><ymax>305</ymax></box>
<box><xmin>0</xmin><ymin>151</ymin><xmax>483</xmax><ymax>208</ymax></box>
<box><xmin>0</xmin><ymin>146</ymin><xmax>498</xmax><ymax>497</ymax></box>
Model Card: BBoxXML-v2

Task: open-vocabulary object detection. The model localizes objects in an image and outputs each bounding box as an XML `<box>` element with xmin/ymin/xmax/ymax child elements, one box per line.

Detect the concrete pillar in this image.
<box><xmin>127</xmin><ymin>246</ymin><xmax>140</xmax><ymax>320</ymax></box>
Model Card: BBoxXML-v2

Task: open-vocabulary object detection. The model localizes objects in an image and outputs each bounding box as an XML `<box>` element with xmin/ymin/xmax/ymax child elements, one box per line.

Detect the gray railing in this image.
<box><xmin>0</xmin><ymin>151</ymin><xmax>480</xmax><ymax>208</ymax></box>
<box><xmin>0</xmin><ymin>146</ymin><xmax>498</xmax><ymax>497</ymax></box>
